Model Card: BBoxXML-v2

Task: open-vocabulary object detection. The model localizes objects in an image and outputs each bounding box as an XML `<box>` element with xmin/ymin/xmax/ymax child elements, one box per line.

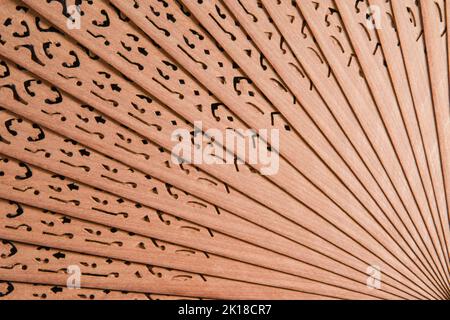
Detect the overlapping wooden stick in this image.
<box><xmin>0</xmin><ymin>50</ymin><xmax>416</xmax><ymax>298</ymax></box>
<box><xmin>0</xmin><ymin>0</ymin><xmax>426</xmax><ymax>298</ymax></box>
<box><xmin>0</xmin><ymin>281</ymin><xmax>204</xmax><ymax>300</ymax></box>
<box><xmin>184</xmin><ymin>0</ymin><xmax>449</xmax><ymax>298</ymax></box>
<box><xmin>0</xmin><ymin>0</ymin><xmax>448</xmax><ymax>300</ymax></box>
<box><xmin>374</xmin><ymin>0</ymin><xmax>449</xmax><ymax>283</ymax></box>
<box><xmin>0</xmin><ymin>198</ymin><xmax>376</xmax><ymax>299</ymax></box>
<box><xmin>2</xmin><ymin>240</ymin><xmax>332</xmax><ymax>299</ymax></box>
<box><xmin>335</xmin><ymin>0</ymin><xmax>449</xmax><ymax>289</ymax></box>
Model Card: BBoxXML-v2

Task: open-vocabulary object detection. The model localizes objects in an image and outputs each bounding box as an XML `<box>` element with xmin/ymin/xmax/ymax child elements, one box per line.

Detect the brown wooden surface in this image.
<box><xmin>0</xmin><ymin>0</ymin><xmax>448</xmax><ymax>300</ymax></box>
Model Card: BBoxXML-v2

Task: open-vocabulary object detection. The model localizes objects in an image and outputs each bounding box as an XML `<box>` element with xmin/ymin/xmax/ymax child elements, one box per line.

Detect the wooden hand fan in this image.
<box><xmin>0</xmin><ymin>0</ymin><xmax>448</xmax><ymax>300</ymax></box>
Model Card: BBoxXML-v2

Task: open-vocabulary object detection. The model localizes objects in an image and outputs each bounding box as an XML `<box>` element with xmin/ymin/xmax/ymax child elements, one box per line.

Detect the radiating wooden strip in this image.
<box><xmin>446</xmin><ymin>0</ymin><xmax>450</xmax><ymax>225</ymax></box>
<box><xmin>0</xmin><ymin>0</ymin><xmax>297</xmax><ymax>235</ymax></box>
<box><xmin>0</xmin><ymin>60</ymin><xmax>413</xmax><ymax>299</ymax></box>
<box><xmin>391</xmin><ymin>0</ymin><xmax>450</xmax><ymax>298</ymax></box>
<box><xmin>0</xmin><ymin>0</ymin><xmax>445</xmax><ymax>300</ymax></box>
<box><xmin>108</xmin><ymin>0</ymin><xmax>438</xmax><ymax>299</ymax></box>
<box><xmin>369</xmin><ymin>0</ymin><xmax>450</xmax><ymax>296</ymax></box>
<box><xmin>2</xmin><ymin>0</ymin><xmax>432</xmax><ymax>300</ymax></box>
<box><xmin>278</xmin><ymin>0</ymin><xmax>447</xmax><ymax>298</ymax></box>
<box><xmin>335</xmin><ymin>0</ymin><xmax>449</xmax><ymax>291</ymax></box>
<box><xmin>419</xmin><ymin>0</ymin><xmax>450</xmax><ymax>283</ymax></box>
<box><xmin>0</xmin><ymin>0</ymin><xmax>308</xmax><ymax>242</ymax></box>
<box><xmin>0</xmin><ymin>123</ymin><xmax>394</xmax><ymax>300</ymax></box>
<box><xmin>0</xmin><ymin>240</ymin><xmax>333</xmax><ymax>299</ymax></box>
<box><xmin>263</xmin><ymin>2</ymin><xmax>446</xmax><ymax>297</ymax></box>
<box><xmin>197</xmin><ymin>0</ymin><xmax>445</xmax><ymax>298</ymax></box>
<box><xmin>0</xmin><ymin>0</ymin><xmax>384</xmax><ymax>298</ymax></box>
<box><xmin>0</xmin><ymin>1</ymin><xmax>398</xmax><ymax>293</ymax></box>
<box><xmin>15</xmin><ymin>0</ymin><xmax>412</xmax><ymax>282</ymax></box>
<box><xmin>182</xmin><ymin>0</ymin><xmax>413</xmax><ymax>259</ymax></box>
<box><xmin>336</xmin><ymin>0</ymin><xmax>448</xmax><ymax>280</ymax></box>
<box><xmin>0</xmin><ymin>281</ymin><xmax>204</xmax><ymax>300</ymax></box>
<box><xmin>0</xmin><ymin>199</ymin><xmax>377</xmax><ymax>299</ymax></box>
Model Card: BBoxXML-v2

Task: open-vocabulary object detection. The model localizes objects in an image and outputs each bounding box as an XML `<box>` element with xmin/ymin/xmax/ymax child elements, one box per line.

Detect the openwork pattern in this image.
<box><xmin>0</xmin><ymin>0</ymin><xmax>448</xmax><ymax>300</ymax></box>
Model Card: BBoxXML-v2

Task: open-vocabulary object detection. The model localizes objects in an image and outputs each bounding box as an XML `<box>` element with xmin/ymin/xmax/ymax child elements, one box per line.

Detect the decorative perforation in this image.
<box><xmin>0</xmin><ymin>281</ymin><xmax>202</xmax><ymax>300</ymax></box>
<box><xmin>13</xmin><ymin>0</ymin><xmax>395</xmax><ymax>254</ymax></box>
<box><xmin>0</xmin><ymin>56</ymin><xmax>319</xmax><ymax>269</ymax></box>
<box><xmin>333</xmin><ymin>0</ymin><xmax>449</xmax><ymax>291</ymax></box>
<box><xmin>177</xmin><ymin>0</ymin><xmax>447</xmax><ymax>300</ymax></box>
<box><xmin>2</xmin><ymin>1</ymin><xmax>349</xmax><ymax>254</ymax></box>
<box><xmin>0</xmin><ymin>150</ymin><xmax>393</xmax><ymax>299</ymax></box>
<box><xmin>222</xmin><ymin>0</ymin><xmax>316</xmax><ymax>88</ymax></box>
<box><xmin>223</xmin><ymin>0</ymin><xmax>419</xmax><ymax>241</ymax></box>
<box><xmin>0</xmin><ymin>198</ymin><xmax>215</xmax><ymax>260</ymax></box>
<box><xmin>14</xmin><ymin>0</ymin><xmax>259</xmax><ymax>154</ymax></box>
<box><xmin>213</xmin><ymin>3</ymin><xmax>447</xmax><ymax>295</ymax></box>
<box><xmin>0</xmin><ymin>0</ymin><xmax>440</xmax><ymax>300</ymax></box>
<box><xmin>0</xmin><ymin>4</ymin><xmax>399</xmax><ymax>299</ymax></box>
<box><xmin>106</xmin><ymin>5</ymin><xmax>435</xmax><ymax>293</ymax></box>
<box><xmin>0</xmin><ymin>150</ymin><xmax>225</xmax><ymax>243</ymax></box>
<box><xmin>0</xmin><ymin>0</ymin><xmax>276</xmax><ymax>181</ymax></box>
<box><xmin>387</xmin><ymin>1</ymin><xmax>445</xmax><ymax>229</ymax></box>
<box><xmin>418</xmin><ymin>0</ymin><xmax>450</xmax><ymax>281</ymax></box>
<box><xmin>0</xmin><ymin>239</ymin><xmax>314</xmax><ymax>299</ymax></box>
<box><xmin>0</xmin><ymin>109</ymin><xmax>234</xmax><ymax>218</ymax></box>
<box><xmin>0</xmin><ymin>150</ymin><xmax>261</xmax><ymax>259</ymax></box>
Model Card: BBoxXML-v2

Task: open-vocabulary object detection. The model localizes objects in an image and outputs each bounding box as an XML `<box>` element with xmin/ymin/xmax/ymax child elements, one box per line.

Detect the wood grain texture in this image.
<box><xmin>0</xmin><ymin>0</ymin><xmax>448</xmax><ymax>300</ymax></box>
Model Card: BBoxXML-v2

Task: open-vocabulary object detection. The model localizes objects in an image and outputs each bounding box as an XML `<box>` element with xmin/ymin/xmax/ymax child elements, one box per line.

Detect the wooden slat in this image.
<box><xmin>0</xmin><ymin>240</ymin><xmax>332</xmax><ymax>299</ymax></box>
<box><xmin>0</xmin><ymin>0</ymin><xmax>447</xmax><ymax>300</ymax></box>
